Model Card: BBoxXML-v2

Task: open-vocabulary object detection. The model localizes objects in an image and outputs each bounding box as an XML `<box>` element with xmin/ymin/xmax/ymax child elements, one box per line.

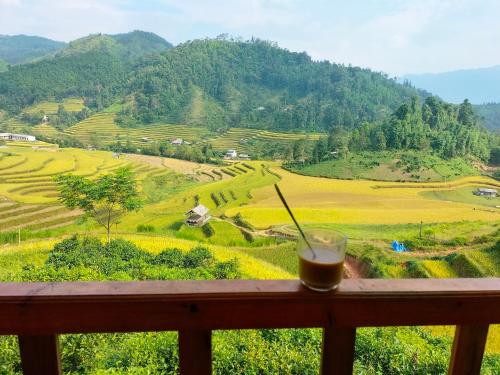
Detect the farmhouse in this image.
<box><xmin>474</xmin><ymin>188</ymin><xmax>498</xmax><ymax>197</ymax></box>
<box><xmin>171</xmin><ymin>138</ymin><xmax>183</xmax><ymax>145</ymax></box>
<box><xmin>0</xmin><ymin>133</ymin><xmax>36</xmax><ymax>142</ymax></box>
<box><xmin>224</xmin><ymin>149</ymin><xmax>238</xmax><ymax>159</ymax></box>
<box><xmin>185</xmin><ymin>204</ymin><xmax>211</xmax><ymax>226</ymax></box>
<box><xmin>238</xmin><ymin>153</ymin><xmax>251</xmax><ymax>160</ymax></box>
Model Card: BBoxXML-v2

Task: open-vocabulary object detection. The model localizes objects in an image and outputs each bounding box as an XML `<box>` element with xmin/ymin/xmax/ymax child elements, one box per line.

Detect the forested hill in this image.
<box><xmin>0</xmin><ymin>35</ymin><xmax>66</xmax><ymax>65</ymax></box>
<box><xmin>128</xmin><ymin>39</ymin><xmax>423</xmax><ymax>131</ymax></box>
<box><xmin>2</xmin><ymin>36</ymin><xmax>425</xmax><ymax>131</ymax></box>
<box><xmin>0</xmin><ymin>32</ymin><xmax>173</xmax><ymax>112</ymax></box>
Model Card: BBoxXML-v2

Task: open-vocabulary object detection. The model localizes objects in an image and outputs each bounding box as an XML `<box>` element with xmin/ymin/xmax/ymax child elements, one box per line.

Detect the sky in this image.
<box><xmin>1</xmin><ymin>0</ymin><xmax>500</xmax><ymax>76</ymax></box>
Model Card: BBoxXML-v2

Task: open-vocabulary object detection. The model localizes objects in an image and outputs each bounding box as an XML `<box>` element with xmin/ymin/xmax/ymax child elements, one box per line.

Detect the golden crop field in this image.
<box><xmin>225</xmin><ymin>167</ymin><xmax>500</xmax><ymax>228</ymax></box>
<box><xmin>22</xmin><ymin>98</ymin><xmax>85</xmax><ymax>114</ymax></box>
<box><xmin>0</xmin><ymin>145</ymin><xmax>172</xmax><ymax>232</ymax></box>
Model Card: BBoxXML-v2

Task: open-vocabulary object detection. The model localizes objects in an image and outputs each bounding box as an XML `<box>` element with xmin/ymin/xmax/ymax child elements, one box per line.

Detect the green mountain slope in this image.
<box><xmin>0</xmin><ymin>35</ymin><xmax>428</xmax><ymax>132</ymax></box>
<box><xmin>0</xmin><ymin>59</ymin><xmax>7</xmax><ymax>73</ymax></box>
<box><xmin>57</xmin><ymin>31</ymin><xmax>172</xmax><ymax>59</ymax></box>
<box><xmin>0</xmin><ymin>31</ymin><xmax>173</xmax><ymax>112</ymax></box>
<box><xmin>127</xmin><ymin>38</ymin><xmax>423</xmax><ymax>131</ymax></box>
<box><xmin>475</xmin><ymin>103</ymin><xmax>500</xmax><ymax>131</ymax></box>
<box><xmin>0</xmin><ymin>35</ymin><xmax>66</xmax><ymax>64</ymax></box>
<box><xmin>111</xmin><ymin>30</ymin><xmax>173</xmax><ymax>59</ymax></box>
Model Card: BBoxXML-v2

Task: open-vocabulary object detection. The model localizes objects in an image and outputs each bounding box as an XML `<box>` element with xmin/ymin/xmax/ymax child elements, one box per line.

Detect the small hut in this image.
<box><xmin>185</xmin><ymin>204</ymin><xmax>211</xmax><ymax>226</ymax></box>
<box><xmin>474</xmin><ymin>188</ymin><xmax>497</xmax><ymax>197</ymax></box>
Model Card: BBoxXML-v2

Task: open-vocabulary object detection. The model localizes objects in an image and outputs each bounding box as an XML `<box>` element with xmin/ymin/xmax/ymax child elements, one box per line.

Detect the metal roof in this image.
<box><xmin>186</xmin><ymin>204</ymin><xmax>209</xmax><ymax>216</ymax></box>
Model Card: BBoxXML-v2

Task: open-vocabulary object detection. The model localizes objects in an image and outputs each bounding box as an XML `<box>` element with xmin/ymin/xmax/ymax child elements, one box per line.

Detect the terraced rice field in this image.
<box><xmin>225</xmin><ymin>168</ymin><xmax>500</xmax><ymax>228</ymax></box>
<box><xmin>65</xmin><ymin>112</ymin><xmax>210</xmax><ymax>146</ymax></box>
<box><xmin>209</xmin><ymin>128</ymin><xmax>325</xmax><ymax>152</ymax></box>
<box><xmin>0</xmin><ymin>118</ymin><xmax>32</xmax><ymax>133</ymax></box>
<box><xmin>0</xmin><ymin>198</ymin><xmax>81</xmax><ymax>232</ymax></box>
<box><xmin>32</xmin><ymin>124</ymin><xmax>65</xmax><ymax>138</ymax></box>
<box><xmin>0</xmin><ymin>146</ymin><xmax>174</xmax><ymax>232</ymax></box>
<box><xmin>22</xmin><ymin>98</ymin><xmax>85</xmax><ymax>114</ymax></box>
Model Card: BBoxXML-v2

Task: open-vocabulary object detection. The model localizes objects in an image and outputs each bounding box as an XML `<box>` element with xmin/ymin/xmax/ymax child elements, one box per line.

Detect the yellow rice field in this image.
<box><xmin>226</xmin><ymin>167</ymin><xmax>500</xmax><ymax>228</ymax></box>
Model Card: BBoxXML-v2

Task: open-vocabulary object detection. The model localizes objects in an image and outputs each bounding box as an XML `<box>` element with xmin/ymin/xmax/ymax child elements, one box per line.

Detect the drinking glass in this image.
<box><xmin>298</xmin><ymin>229</ymin><xmax>347</xmax><ymax>292</ymax></box>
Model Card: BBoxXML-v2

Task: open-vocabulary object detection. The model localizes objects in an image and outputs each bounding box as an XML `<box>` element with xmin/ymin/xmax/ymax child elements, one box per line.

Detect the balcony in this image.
<box><xmin>0</xmin><ymin>278</ymin><xmax>499</xmax><ymax>374</ymax></box>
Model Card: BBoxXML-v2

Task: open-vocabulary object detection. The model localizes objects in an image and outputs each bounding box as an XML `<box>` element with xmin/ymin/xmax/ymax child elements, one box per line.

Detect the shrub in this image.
<box><xmin>219</xmin><ymin>191</ymin><xmax>228</xmax><ymax>203</ymax></box>
<box><xmin>234</xmin><ymin>213</ymin><xmax>254</xmax><ymax>230</ymax></box>
<box><xmin>201</xmin><ymin>223</ymin><xmax>215</xmax><ymax>238</ymax></box>
<box><xmin>221</xmin><ymin>169</ymin><xmax>236</xmax><ymax>177</ymax></box>
<box><xmin>241</xmin><ymin>229</ymin><xmax>254</xmax><ymax>243</ymax></box>
<box><xmin>183</xmin><ymin>246</ymin><xmax>214</xmax><ymax>268</ymax></box>
<box><xmin>210</xmin><ymin>192</ymin><xmax>221</xmax><ymax>207</ymax></box>
<box><xmin>234</xmin><ymin>165</ymin><xmax>247</xmax><ymax>174</ymax></box>
<box><xmin>137</xmin><ymin>224</ymin><xmax>155</xmax><ymax>233</ymax></box>
<box><xmin>152</xmin><ymin>248</ymin><xmax>184</xmax><ymax>267</ymax></box>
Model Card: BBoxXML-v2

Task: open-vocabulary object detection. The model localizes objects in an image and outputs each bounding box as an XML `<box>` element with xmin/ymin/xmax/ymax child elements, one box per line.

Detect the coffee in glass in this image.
<box><xmin>298</xmin><ymin>229</ymin><xmax>347</xmax><ymax>292</ymax></box>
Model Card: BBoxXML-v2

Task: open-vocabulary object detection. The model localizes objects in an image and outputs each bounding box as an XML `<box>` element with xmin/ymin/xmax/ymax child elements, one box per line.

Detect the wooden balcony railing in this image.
<box><xmin>0</xmin><ymin>278</ymin><xmax>499</xmax><ymax>375</ymax></box>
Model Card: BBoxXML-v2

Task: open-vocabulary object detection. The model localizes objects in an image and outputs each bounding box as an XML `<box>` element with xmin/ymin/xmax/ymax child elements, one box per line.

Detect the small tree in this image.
<box><xmin>55</xmin><ymin>167</ymin><xmax>142</xmax><ymax>243</ymax></box>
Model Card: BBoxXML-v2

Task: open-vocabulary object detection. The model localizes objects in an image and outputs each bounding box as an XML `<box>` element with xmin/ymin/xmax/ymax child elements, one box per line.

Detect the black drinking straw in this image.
<box><xmin>274</xmin><ymin>183</ymin><xmax>316</xmax><ymax>259</ymax></box>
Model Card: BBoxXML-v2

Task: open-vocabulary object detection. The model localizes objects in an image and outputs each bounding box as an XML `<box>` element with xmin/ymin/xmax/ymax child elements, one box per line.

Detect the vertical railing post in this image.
<box><xmin>18</xmin><ymin>335</ymin><xmax>62</xmax><ymax>375</ymax></box>
<box><xmin>179</xmin><ymin>329</ymin><xmax>212</xmax><ymax>375</ymax></box>
<box><xmin>448</xmin><ymin>324</ymin><xmax>489</xmax><ymax>375</ymax></box>
<box><xmin>321</xmin><ymin>326</ymin><xmax>356</xmax><ymax>375</ymax></box>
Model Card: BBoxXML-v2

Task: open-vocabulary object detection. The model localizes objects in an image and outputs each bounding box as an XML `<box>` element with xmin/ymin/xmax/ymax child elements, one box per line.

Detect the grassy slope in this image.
<box><xmin>287</xmin><ymin>151</ymin><xmax>479</xmax><ymax>182</ymax></box>
<box><xmin>422</xmin><ymin>186</ymin><xmax>500</xmax><ymax>208</ymax></box>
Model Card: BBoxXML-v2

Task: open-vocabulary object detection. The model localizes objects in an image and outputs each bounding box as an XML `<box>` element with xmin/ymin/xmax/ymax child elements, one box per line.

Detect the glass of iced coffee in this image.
<box><xmin>298</xmin><ymin>229</ymin><xmax>347</xmax><ymax>292</ymax></box>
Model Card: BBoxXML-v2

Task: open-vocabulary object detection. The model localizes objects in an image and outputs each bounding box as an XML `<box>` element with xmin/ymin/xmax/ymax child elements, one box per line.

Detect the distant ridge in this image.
<box><xmin>402</xmin><ymin>65</ymin><xmax>500</xmax><ymax>104</ymax></box>
<box><xmin>0</xmin><ymin>35</ymin><xmax>66</xmax><ymax>64</ymax></box>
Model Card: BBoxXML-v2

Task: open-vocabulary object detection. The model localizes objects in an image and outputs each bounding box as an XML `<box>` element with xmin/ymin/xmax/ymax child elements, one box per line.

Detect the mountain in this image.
<box><xmin>111</xmin><ymin>30</ymin><xmax>173</xmax><ymax>59</ymax></box>
<box><xmin>0</xmin><ymin>59</ymin><xmax>7</xmax><ymax>73</ymax></box>
<box><xmin>125</xmin><ymin>38</ymin><xmax>423</xmax><ymax>131</ymax></box>
<box><xmin>402</xmin><ymin>65</ymin><xmax>500</xmax><ymax>104</ymax></box>
<box><xmin>1</xmin><ymin>36</ymin><xmax>425</xmax><ymax>131</ymax></box>
<box><xmin>57</xmin><ymin>31</ymin><xmax>172</xmax><ymax>59</ymax></box>
<box><xmin>475</xmin><ymin>103</ymin><xmax>500</xmax><ymax>131</ymax></box>
<box><xmin>0</xmin><ymin>35</ymin><xmax>66</xmax><ymax>65</ymax></box>
<box><xmin>0</xmin><ymin>31</ymin><xmax>172</xmax><ymax>112</ymax></box>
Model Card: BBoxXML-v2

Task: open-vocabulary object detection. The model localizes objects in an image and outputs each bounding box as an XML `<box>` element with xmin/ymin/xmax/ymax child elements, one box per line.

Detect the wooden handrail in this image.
<box><xmin>0</xmin><ymin>278</ymin><xmax>498</xmax><ymax>374</ymax></box>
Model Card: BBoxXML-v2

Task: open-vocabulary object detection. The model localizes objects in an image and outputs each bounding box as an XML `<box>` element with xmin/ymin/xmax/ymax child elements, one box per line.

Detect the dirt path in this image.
<box><xmin>344</xmin><ymin>256</ymin><xmax>366</xmax><ymax>278</ymax></box>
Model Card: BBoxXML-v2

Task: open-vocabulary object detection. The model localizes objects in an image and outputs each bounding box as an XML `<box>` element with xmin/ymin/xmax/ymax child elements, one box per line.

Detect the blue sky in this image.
<box><xmin>1</xmin><ymin>0</ymin><xmax>499</xmax><ymax>76</ymax></box>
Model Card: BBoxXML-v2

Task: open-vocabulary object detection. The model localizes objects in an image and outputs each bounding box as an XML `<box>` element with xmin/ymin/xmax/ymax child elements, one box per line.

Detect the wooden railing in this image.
<box><xmin>0</xmin><ymin>278</ymin><xmax>499</xmax><ymax>374</ymax></box>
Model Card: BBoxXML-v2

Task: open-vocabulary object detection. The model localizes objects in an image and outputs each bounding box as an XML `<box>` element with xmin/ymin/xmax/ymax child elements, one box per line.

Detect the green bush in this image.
<box><xmin>211</xmin><ymin>192</ymin><xmax>221</xmax><ymax>206</ymax></box>
<box><xmin>21</xmin><ymin>236</ymin><xmax>240</xmax><ymax>282</ymax></box>
<box><xmin>137</xmin><ymin>224</ymin><xmax>155</xmax><ymax>232</ymax></box>
<box><xmin>202</xmin><ymin>223</ymin><xmax>215</xmax><ymax>237</ymax></box>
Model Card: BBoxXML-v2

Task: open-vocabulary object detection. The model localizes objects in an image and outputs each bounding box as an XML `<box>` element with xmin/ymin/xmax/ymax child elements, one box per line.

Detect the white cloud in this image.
<box><xmin>0</xmin><ymin>0</ymin><xmax>499</xmax><ymax>75</ymax></box>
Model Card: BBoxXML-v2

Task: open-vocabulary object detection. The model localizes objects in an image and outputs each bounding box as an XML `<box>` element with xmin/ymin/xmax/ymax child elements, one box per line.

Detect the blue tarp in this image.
<box><xmin>392</xmin><ymin>240</ymin><xmax>406</xmax><ymax>252</ymax></box>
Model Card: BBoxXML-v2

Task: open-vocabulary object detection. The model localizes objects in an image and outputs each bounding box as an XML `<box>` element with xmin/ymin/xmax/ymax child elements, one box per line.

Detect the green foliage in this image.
<box><xmin>137</xmin><ymin>224</ymin><xmax>155</xmax><ymax>233</ymax></box>
<box><xmin>18</xmin><ymin>236</ymin><xmax>240</xmax><ymax>282</ymax></box>
<box><xmin>475</xmin><ymin>102</ymin><xmax>500</xmax><ymax>131</ymax></box>
<box><xmin>55</xmin><ymin>167</ymin><xmax>142</xmax><ymax>241</ymax></box>
<box><xmin>0</xmin><ymin>35</ymin><xmax>65</xmax><ymax>64</ymax></box>
<box><xmin>201</xmin><ymin>223</ymin><xmax>215</xmax><ymax>237</ymax></box>
<box><xmin>128</xmin><ymin>38</ymin><xmax>418</xmax><ymax>129</ymax></box>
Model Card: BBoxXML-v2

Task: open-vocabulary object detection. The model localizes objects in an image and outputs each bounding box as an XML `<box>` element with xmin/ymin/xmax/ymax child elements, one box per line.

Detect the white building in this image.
<box><xmin>474</xmin><ymin>188</ymin><xmax>498</xmax><ymax>197</ymax></box>
<box><xmin>238</xmin><ymin>153</ymin><xmax>251</xmax><ymax>160</ymax></box>
<box><xmin>0</xmin><ymin>133</ymin><xmax>36</xmax><ymax>142</ymax></box>
<box><xmin>185</xmin><ymin>204</ymin><xmax>211</xmax><ymax>226</ymax></box>
<box><xmin>171</xmin><ymin>138</ymin><xmax>183</xmax><ymax>145</ymax></box>
<box><xmin>224</xmin><ymin>149</ymin><xmax>238</xmax><ymax>159</ymax></box>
